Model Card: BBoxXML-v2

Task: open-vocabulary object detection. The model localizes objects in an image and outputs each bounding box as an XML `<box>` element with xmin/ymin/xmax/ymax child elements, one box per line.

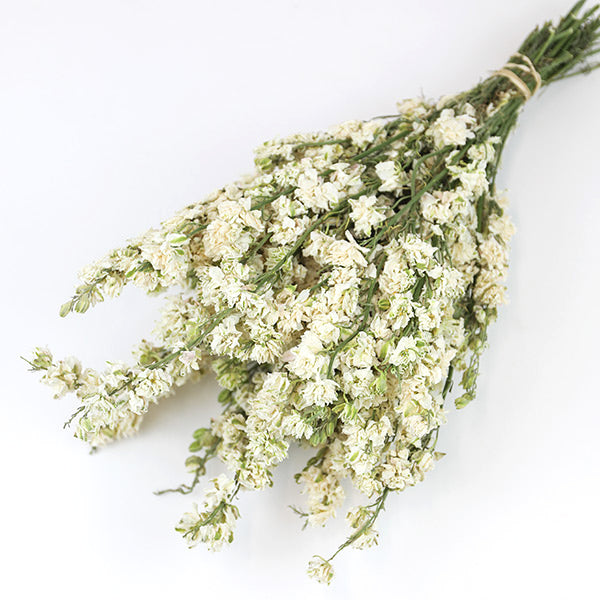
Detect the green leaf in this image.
<box><xmin>59</xmin><ymin>301</ymin><xmax>72</xmax><ymax>317</ymax></box>
<box><xmin>188</xmin><ymin>440</ymin><xmax>203</xmax><ymax>453</ymax></box>
<box><xmin>168</xmin><ymin>234</ymin><xmax>188</xmax><ymax>246</ymax></box>
<box><xmin>74</xmin><ymin>294</ymin><xmax>90</xmax><ymax>313</ymax></box>
<box><xmin>193</xmin><ymin>427</ymin><xmax>209</xmax><ymax>440</ymax></box>
<box><xmin>218</xmin><ymin>390</ymin><xmax>233</xmax><ymax>405</ymax></box>
<box><xmin>455</xmin><ymin>393</ymin><xmax>473</xmax><ymax>409</ymax></box>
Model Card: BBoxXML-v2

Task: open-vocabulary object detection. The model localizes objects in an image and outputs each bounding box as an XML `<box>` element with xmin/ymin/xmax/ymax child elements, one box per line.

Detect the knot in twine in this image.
<box><xmin>493</xmin><ymin>52</ymin><xmax>542</xmax><ymax>101</ymax></box>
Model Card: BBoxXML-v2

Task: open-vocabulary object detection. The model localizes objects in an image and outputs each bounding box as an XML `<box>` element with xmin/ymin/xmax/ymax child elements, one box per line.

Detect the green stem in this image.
<box><xmin>328</xmin><ymin>488</ymin><xmax>389</xmax><ymax>561</ymax></box>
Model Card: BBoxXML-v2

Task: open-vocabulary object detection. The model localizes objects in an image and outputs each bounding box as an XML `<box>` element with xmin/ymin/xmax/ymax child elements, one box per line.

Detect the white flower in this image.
<box><xmin>468</xmin><ymin>137</ymin><xmax>500</xmax><ymax>163</ymax></box>
<box><xmin>204</xmin><ymin>219</ymin><xmax>247</xmax><ymax>259</ymax></box>
<box><xmin>474</xmin><ymin>269</ymin><xmax>507</xmax><ymax>307</ymax></box>
<box><xmin>370</xmin><ymin>314</ymin><xmax>392</xmax><ymax>340</ymax></box>
<box><xmin>420</xmin><ymin>190</ymin><xmax>464</xmax><ymax>224</ymax></box>
<box><xmin>349</xmin><ymin>194</ymin><xmax>386</xmax><ymax>236</ymax></box>
<box><xmin>402</xmin><ymin>233</ymin><xmax>436</xmax><ymax>268</ymax></box>
<box><xmin>134</xmin><ymin>368</ymin><xmax>173</xmax><ymax>401</ymax></box>
<box><xmin>270</xmin><ymin>215</ymin><xmax>310</xmax><ymax>246</ymax></box>
<box><xmin>298</xmin><ymin>377</ymin><xmax>339</xmax><ymax>408</ymax></box>
<box><xmin>295</xmin><ymin>168</ymin><xmax>340</xmax><ymax>212</ymax></box>
<box><xmin>479</xmin><ymin>237</ymin><xmax>508</xmax><ymax>269</ymax></box>
<box><xmin>281</xmin><ymin>412</ymin><xmax>313</xmax><ymax>439</ymax></box>
<box><xmin>345</xmin><ymin>332</ymin><xmax>377</xmax><ymax>368</ymax></box>
<box><xmin>428</xmin><ymin>107</ymin><xmax>476</xmax><ymax>148</ymax></box>
<box><xmin>179</xmin><ymin>350</ymin><xmax>199</xmax><ymax>367</ymax></box>
<box><xmin>396</xmin><ymin>97</ymin><xmax>429</xmax><ymax>117</ymax></box>
<box><xmin>403</xmin><ymin>414</ymin><xmax>430</xmax><ymax>441</ymax></box>
<box><xmin>176</xmin><ymin>475</ymin><xmax>240</xmax><ymax>552</ymax></box>
<box><xmin>307</xmin><ymin>556</ymin><xmax>334</xmax><ymax>585</ymax></box>
<box><xmin>329</xmin><ymin>119</ymin><xmax>383</xmax><ymax>148</ymax></box>
<box><xmin>41</xmin><ymin>356</ymin><xmax>82</xmax><ymax>398</ymax></box>
<box><xmin>285</xmin><ymin>331</ymin><xmax>327</xmax><ymax>379</ymax></box>
<box><xmin>139</xmin><ymin>231</ymin><xmax>190</xmax><ymax>283</ymax></box>
<box><xmin>418</xmin><ymin>451</ymin><xmax>435</xmax><ymax>473</ymax></box>
<box><xmin>375</xmin><ymin>160</ymin><xmax>403</xmax><ymax>192</ymax></box>
<box><xmin>488</xmin><ymin>213</ymin><xmax>516</xmax><ymax>243</ymax></box>
<box><xmin>351</xmin><ymin>526</ymin><xmax>379</xmax><ymax>549</ymax></box>
<box><xmin>299</xmin><ymin>466</ymin><xmax>345</xmax><ymax>526</ymax></box>
<box><xmin>380</xmin><ymin>446</ymin><xmax>415</xmax><ymax>490</ymax></box>
<box><xmin>303</xmin><ymin>231</ymin><xmax>368</xmax><ymax>268</ymax></box>
<box><xmin>455</xmin><ymin>166</ymin><xmax>489</xmax><ymax>199</ymax></box>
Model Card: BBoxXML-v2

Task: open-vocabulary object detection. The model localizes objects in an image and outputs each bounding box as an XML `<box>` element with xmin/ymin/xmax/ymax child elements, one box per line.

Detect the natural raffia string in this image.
<box><xmin>494</xmin><ymin>52</ymin><xmax>542</xmax><ymax>100</ymax></box>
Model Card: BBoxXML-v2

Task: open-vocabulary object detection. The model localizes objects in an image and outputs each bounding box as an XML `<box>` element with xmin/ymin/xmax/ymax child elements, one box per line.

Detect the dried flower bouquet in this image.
<box><xmin>28</xmin><ymin>2</ymin><xmax>600</xmax><ymax>584</ymax></box>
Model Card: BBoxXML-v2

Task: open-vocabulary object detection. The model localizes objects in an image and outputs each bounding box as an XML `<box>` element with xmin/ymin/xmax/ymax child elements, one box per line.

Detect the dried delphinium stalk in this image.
<box><xmin>28</xmin><ymin>2</ymin><xmax>599</xmax><ymax>584</ymax></box>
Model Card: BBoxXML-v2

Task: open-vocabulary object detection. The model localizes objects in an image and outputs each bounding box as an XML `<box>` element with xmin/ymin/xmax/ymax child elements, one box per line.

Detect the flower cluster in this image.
<box><xmin>30</xmin><ymin>95</ymin><xmax>512</xmax><ymax>569</ymax></box>
<box><xmin>29</xmin><ymin>2</ymin><xmax>600</xmax><ymax>584</ymax></box>
<box><xmin>176</xmin><ymin>475</ymin><xmax>240</xmax><ymax>551</ymax></box>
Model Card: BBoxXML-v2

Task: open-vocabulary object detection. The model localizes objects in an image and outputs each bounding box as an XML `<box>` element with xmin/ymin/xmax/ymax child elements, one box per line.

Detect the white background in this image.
<box><xmin>1</xmin><ymin>1</ymin><xmax>599</xmax><ymax>598</ymax></box>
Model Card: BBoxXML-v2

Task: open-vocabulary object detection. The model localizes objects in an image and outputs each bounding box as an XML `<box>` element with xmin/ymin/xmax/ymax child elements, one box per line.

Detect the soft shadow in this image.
<box><xmin>140</xmin><ymin>373</ymin><xmax>222</xmax><ymax>437</ymax></box>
